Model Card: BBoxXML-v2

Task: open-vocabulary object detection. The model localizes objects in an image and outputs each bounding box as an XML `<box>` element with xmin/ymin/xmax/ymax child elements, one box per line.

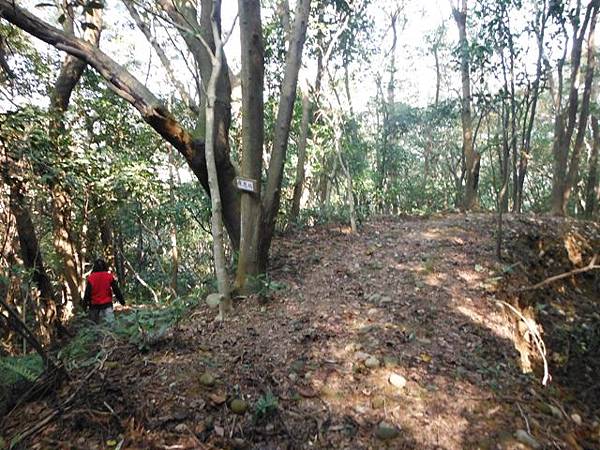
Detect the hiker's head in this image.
<box><xmin>92</xmin><ymin>258</ymin><xmax>109</xmax><ymax>273</ymax></box>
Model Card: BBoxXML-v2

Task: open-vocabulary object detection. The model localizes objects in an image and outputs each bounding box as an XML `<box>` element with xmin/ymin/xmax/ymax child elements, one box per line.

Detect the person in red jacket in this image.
<box><xmin>83</xmin><ymin>258</ymin><xmax>125</xmax><ymax>323</ymax></box>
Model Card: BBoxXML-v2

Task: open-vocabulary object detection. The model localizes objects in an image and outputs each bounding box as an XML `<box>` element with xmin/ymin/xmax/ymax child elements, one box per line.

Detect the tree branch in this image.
<box><xmin>519</xmin><ymin>254</ymin><xmax>599</xmax><ymax>291</ymax></box>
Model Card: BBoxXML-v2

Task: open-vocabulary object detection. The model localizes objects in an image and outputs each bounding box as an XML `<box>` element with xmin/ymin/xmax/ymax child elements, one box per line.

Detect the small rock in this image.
<box><xmin>571</xmin><ymin>413</ymin><xmax>582</xmax><ymax>426</ymax></box>
<box><xmin>379</xmin><ymin>296</ymin><xmax>392</xmax><ymax>304</ymax></box>
<box><xmin>353</xmin><ymin>405</ymin><xmax>368</xmax><ymax>415</ymax></box>
<box><xmin>376</xmin><ymin>422</ymin><xmax>400</xmax><ymax>440</ymax></box>
<box><xmin>546</xmin><ymin>404</ymin><xmax>563</xmax><ymax>419</ymax></box>
<box><xmin>229</xmin><ymin>399</ymin><xmax>248</xmax><ymax>415</ymax></box>
<box><xmin>364</xmin><ymin>356</ymin><xmax>380</xmax><ymax>368</ymax></box>
<box><xmin>355</xmin><ymin>351</ymin><xmax>370</xmax><ymax>361</ymax></box>
<box><xmin>174</xmin><ymin>423</ymin><xmax>187</xmax><ymax>433</ymax></box>
<box><xmin>514</xmin><ymin>429</ymin><xmax>541</xmax><ymax>449</ymax></box>
<box><xmin>383</xmin><ymin>356</ymin><xmax>398</xmax><ymax>368</ymax></box>
<box><xmin>290</xmin><ymin>360</ymin><xmax>305</xmax><ymax>373</ymax></box>
<box><xmin>367</xmin><ymin>308</ymin><xmax>379</xmax><ymax>315</ymax></box>
<box><xmin>288</xmin><ymin>373</ymin><xmax>298</xmax><ymax>382</ymax></box>
<box><xmin>370</xmin><ymin>293</ymin><xmax>382</xmax><ymax>302</ymax></box>
<box><xmin>388</xmin><ymin>373</ymin><xmax>407</xmax><ymax>389</ymax></box>
<box><xmin>371</xmin><ymin>396</ymin><xmax>385</xmax><ymax>409</ymax></box>
<box><xmin>173</xmin><ymin>407</ymin><xmax>188</xmax><ymax>420</ymax></box>
<box><xmin>231</xmin><ymin>438</ymin><xmax>248</xmax><ymax>450</ymax></box>
<box><xmin>199</xmin><ymin>372</ymin><xmax>216</xmax><ymax>387</ymax></box>
<box><xmin>344</xmin><ymin>343</ymin><xmax>356</xmax><ymax>352</ymax></box>
<box><xmin>206</xmin><ymin>293</ymin><xmax>222</xmax><ymax>309</ymax></box>
<box><xmin>260</xmin><ymin>306</ymin><xmax>266</xmax><ymax>313</ymax></box>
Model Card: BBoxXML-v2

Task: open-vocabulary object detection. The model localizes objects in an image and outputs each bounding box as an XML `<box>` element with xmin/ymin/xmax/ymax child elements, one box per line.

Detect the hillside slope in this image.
<box><xmin>2</xmin><ymin>214</ymin><xmax>599</xmax><ymax>449</ymax></box>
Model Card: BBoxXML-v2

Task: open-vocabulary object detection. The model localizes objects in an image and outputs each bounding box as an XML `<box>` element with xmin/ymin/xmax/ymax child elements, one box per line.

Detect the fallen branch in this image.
<box><xmin>7</xmin><ymin>352</ymin><xmax>106</xmax><ymax>446</ymax></box>
<box><xmin>122</xmin><ymin>255</ymin><xmax>159</xmax><ymax>303</ymax></box>
<box><xmin>0</xmin><ymin>298</ymin><xmax>63</xmax><ymax>374</ymax></box>
<box><xmin>519</xmin><ymin>254</ymin><xmax>599</xmax><ymax>292</ymax></box>
<box><xmin>496</xmin><ymin>300</ymin><xmax>550</xmax><ymax>386</ymax></box>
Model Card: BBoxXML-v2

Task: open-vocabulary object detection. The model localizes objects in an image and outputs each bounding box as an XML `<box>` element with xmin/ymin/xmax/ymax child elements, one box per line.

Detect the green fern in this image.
<box><xmin>0</xmin><ymin>357</ymin><xmax>41</xmax><ymax>383</ymax></box>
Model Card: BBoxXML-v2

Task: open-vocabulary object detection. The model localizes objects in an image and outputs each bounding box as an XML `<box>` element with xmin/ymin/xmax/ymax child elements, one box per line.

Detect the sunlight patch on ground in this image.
<box><xmin>453</xmin><ymin>300</ymin><xmax>514</xmax><ymax>342</ymax></box>
<box><xmin>457</xmin><ymin>269</ymin><xmax>484</xmax><ymax>285</ymax></box>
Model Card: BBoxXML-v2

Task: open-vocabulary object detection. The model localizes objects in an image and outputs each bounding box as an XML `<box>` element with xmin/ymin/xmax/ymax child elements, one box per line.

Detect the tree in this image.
<box><xmin>451</xmin><ymin>0</ymin><xmax>480</xmax><ymax>210</ymax></box>
<box><xmin>549</xmin><ymin>0</ymin><xmax>599</xmax><ymax>215</ymax></box>
<box><xmin>234</xmin><ymin>0</ymin><xmax>265</xmax><ymax>291</ymax></box>
<box><xmin>0</xmin><ymin>111</ymin><xmax>62</xmax><ymax>342</ymax></box>
<box><xmin>0</xmin><ymin>0</ymin><xmax>242</xmax><ymax>247</ymax></box>
<box><xmin>47</xmin><ymin>0</ymin><xmax>103</xmax><ymax>310</ymax></box>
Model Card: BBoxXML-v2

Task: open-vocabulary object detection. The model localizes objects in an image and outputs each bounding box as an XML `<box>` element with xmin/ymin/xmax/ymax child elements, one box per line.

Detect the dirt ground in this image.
<box><xmin>2</xmin><ymin>213</ymin><xmax>599</xmax><ymax>449</ymax></box>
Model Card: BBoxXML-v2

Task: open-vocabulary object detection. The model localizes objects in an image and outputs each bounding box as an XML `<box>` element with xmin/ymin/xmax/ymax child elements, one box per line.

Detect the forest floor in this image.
<box><xmin>2</xmin><ymin>213</ymin><xmax>600</xmax><ymax>450</ymax></box>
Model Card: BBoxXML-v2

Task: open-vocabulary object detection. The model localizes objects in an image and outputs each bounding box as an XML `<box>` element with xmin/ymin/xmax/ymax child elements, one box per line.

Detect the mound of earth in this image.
<box><xmin>2</xmin><ymin>213</ymin><xmax>599</xmax><ymax>449</ymax></box>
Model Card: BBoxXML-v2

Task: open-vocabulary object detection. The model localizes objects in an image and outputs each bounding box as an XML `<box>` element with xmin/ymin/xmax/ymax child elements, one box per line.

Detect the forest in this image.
<box><xmin>0</xmin><ymin>0</ymin><xmax>599</xmax><ymax>448</ymax></box>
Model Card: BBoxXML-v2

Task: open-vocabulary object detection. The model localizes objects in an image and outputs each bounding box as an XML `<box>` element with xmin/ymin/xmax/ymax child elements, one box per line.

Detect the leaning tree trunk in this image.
<box><xmin>234</xmin><ymin>0</ymin><xmax>264</xmax><ymax>293</ymax></box>
<box><xmin>289</xmin><ymin>92</ymin><xmax>312</xmax><ymax>226</ymax></box>
<box><xmin>205</xmin><ymin>0</ymin><xmax>231</xmax><ymax>319</ymax></box>
<box><xmin>168</xmin><ymin>147</ymin><xmax>179</xmax><ymax>294</ymax></box>
<box><xmin>550</xmin><ymin>1</ymin><xmax>598</xmax><ymax>215</ymax></box>
<box><xmin>259</xmin><ymin>0</ymin><xmax>311</xmax><ymax>272</ymax></box>
<box><xmin>48</xmin><ymin>1</ymin><xmax>102</xmax><ymax>311</ymax></box>
<box><xmin>452</xmin><ymin>0</ymin><xmax>480</xmax><ymax>211</ymax></box>
<box><xmin>562</xmin><ymin>9</ymin><xmax>597</xmax><ymax>213</ymax></box>
<box><xmin>0</xmin><ymin>0</ymin><xmax>241</xmax><ymax>248</ymax></box>
<box><xmin>1</xmin><ymin>152</ymin><xmax>61</xmax><ymax>342</ymax></box>
<box><xmin>516</xmin><ymin>1</ymin><xmax>548</xmax><ymax>213</ymax></box>
<box><xmin>335</xmin><ymin>125</ymin><xmax>357</xmax><ymax>234</ymax></box>
<box><xmin>585</xmin><ymin>115</ymin><xmax>600</xmax><ymax>218</ymax></box>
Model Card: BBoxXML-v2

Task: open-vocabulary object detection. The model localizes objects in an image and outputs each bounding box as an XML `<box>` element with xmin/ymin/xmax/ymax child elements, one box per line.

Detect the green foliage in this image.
<box><xmin>0</xmin><ymin>354</ymin><xmax>43</xmax><ymax>384</ymax></box>
<box><xmin>253</xmin><ymin>391</ymin><xmax>278</xmax><ymax>423</ymax></box>
<box><xmin>249</xmin><ymin>273</ymin><xmax>286</xmax><ymax>299</ymax></box>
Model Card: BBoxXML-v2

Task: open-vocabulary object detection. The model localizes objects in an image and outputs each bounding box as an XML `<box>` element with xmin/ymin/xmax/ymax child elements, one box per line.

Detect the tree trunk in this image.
<box><xmin>335</xmin><ymin>124</ymin><xmax>357</xmax><ymax>233</ymax></box>
<box><xmin>168</xmin><ymin>147</ymin><xmax>178</xmax><ymax>294</ymax></box>
<box><xmin>289</xmin><ymin>92</ymin><xmax>312</xmax><ymax>225</ymax></box>
<box><xmin>0</xmin><ymin>0</ymin><xmax>241</xmax><ymax>248</ymax></box>
<box><xmin>517</xmin><ymin>1</ymin><xmax>548</xmax><ymax>213</ymax></box>
<box><xmin>47</xmin><ymin>2</ymin><xmax>102</xmax><ymax>311</ymax></box>
<box><xmin>205</xmin><ymin>0</ymin><xmax>231</xmax><ymax>320</ymax></box>
<box><xmin>452</xmin><ymin>0</ymin><xmax>480</xmax><ymax>210</ymax></box>
<box><xmin>234</xmin><ymin>0</ymin><xmax>264</xmax><ymax>293</ymax></box>
<box><xmin>259</xmin><ymin>0</ymin><xmax>311</xmax><ymax>271</ymax></box>
<box><xmin>1</xmin><ymin>152</ymin><xmax>60</xmax><ymax>341</ymax></box>
<box><xmin>550</xmin><ymin>1</ymin><xmax>598</xmax><ymax>215</ymax></box>
<box><xmin>585</xmin><ymin>115</ymin><xmax>600</xmax><ymax>217</ymax></box>
<box><xmin>562</xmin><ymin>10</ymin><xmax>597</xmax><ymax>213</ymax></box>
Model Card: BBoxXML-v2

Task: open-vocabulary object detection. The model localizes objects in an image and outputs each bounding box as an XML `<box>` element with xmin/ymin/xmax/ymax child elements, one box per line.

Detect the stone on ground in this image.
<box><xmin>206</xmin><ymin>293</ymin><xmax>223</xmax><ymax>309</ymax></box>
<box><xmin>376</xmin><ymin>422</ymin><xmax>400</xmax><ymax>440</ymax></box>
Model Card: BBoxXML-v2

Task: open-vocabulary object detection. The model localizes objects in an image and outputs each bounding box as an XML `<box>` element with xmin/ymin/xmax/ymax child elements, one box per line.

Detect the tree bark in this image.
<box><xmin>335</xmin><ymin>123</ymin><xmax>357</xmax><ymax>233</ymax></box>
<box><xmin>452</xmin><ymin>0</ymin><xmax>480</xmax><ymax>211</ymax></box>
<box><xmin>0</xmin><ymin>0</ymin><xmax>241</xmax><ymax>247</ymax></box>
<box><xmin>585</xmin><ymin>115</ymin><xmax>600</xmax><ymax>217</ymax></box>
<box><xmin>168</xmin><ymin>147</ymin><xmax>179</xmax><ymax>294</ymax></box>
<box><xmin>205</xmin><ymin>0</ymin><xmax>231</xmax><ymax>319</ymax></box>
<box><xmin>550</xmin><ymin>0</ymin><xmax>598</xmax><ymax>215</ymax></box>
<box><xmin>289</xmin><ymin>92</ymin><xmax>312</xmax><ymax>225</ymax></box>
<box><xmin>259</xmin><ymin>0</ymin><xmax>311</xmax><ymax>271</ymax></box>
<box><xmin>234</xmin><ymin>0</ymin><xmax>264</xmax><ymax>292</ymax></box>
<box><xmin>562</xmin><ymin>8</ymin><xmax>597</xmax><ymax>212</ymax></box>
<box><xmin>48</xmin><ymin>2</ymin><xmax>102</xmax><ymax>311</ymax></box>
<box><xmin>517</xmin><ymin>0</ymin><xmax>548</xmax><ymax>213</ymax></box>
<box><xmin>1</xmin><ymin>151</ymin><xmax>60</xmax><ymax>341</ymax></box>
